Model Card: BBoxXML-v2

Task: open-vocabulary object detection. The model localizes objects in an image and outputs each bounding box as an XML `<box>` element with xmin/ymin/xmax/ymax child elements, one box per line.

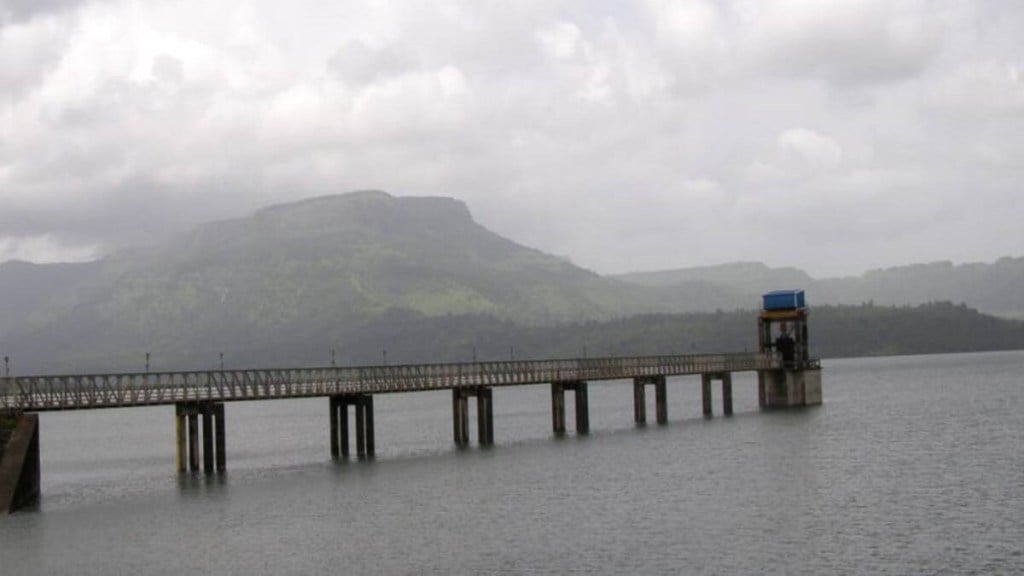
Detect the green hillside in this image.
<box><xmin>1</xmin><ymin>191</ymin><xmax>1021</xmax><ymax>375</ymax></box>
<box><xmin>615</xmin><ymin>258</ymin><xmax>1024</xmax><ymax>319</ymax></box>
<box><xmin>0</xmin><ymin>191</ymin><xmax>653</xmax><ymax>372</ymax></box>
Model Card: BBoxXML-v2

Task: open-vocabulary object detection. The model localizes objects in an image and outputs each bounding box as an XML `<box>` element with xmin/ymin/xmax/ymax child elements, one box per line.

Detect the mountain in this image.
<box><xmin>0</xmin><ymin>261</ymin><xmax>95</xmax><ymax>340</ymax></box>
<box><xmin>615</xmin><ymin>258</ymin><xmax>1024</xmax><ymax>319</ymax></box>
<box><xmin>1</xmin><ymin>191</ymin><xmax>1021</xmax><ymax>374</ymax></box>
<box><xmin>0</xmin><ymin>191</ymin><xmax>668</xmax><ymax>372</ymax></box>
<box><xmin>815</xmin><ymin>258</ymin><xmax>1024</xmax><ymax>319</ymax></box>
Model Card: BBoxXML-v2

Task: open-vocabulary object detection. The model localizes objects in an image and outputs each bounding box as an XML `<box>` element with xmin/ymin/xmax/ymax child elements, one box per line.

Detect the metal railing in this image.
<box><xmin>0</xmin><ymin>353</ymin><xmax>782</xmax><ymax>412</ymax></box>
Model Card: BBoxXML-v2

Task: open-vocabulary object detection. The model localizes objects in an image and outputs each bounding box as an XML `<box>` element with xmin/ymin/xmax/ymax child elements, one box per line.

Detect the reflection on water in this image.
<box><xmin>1</xmin><ymin>351</ymin><xmax>1022</xmax><ymax>575</ymax></box>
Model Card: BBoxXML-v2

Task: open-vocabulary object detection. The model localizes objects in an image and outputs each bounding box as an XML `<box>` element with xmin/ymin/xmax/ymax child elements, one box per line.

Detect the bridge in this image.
<box><xmin>1</xmin><ymin>353</ymin><xmax>778</xmax><ymax>411</ymax></box>
<box><xmin>0</xmin><ymin>350</ymin><xmax>820</xmax><ymax>477</ymax></box>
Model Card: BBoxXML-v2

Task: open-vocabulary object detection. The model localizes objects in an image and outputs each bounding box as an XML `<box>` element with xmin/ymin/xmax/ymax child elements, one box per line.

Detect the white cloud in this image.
<box><xmin>736</xmin><ymin>0</ymin><xmax>942</xmax><ymax>87</ymax></box>
<box><xmin>0</xmin><ymin>234</ymin><xmax>101</xmax><ymax>263</ymax></box>
<box><xmin>536</xmin><ymin>22</ymin><xmax>582</xmax><ymax>60</ymax></box>
<box><xmin>927</xmin><ymin>61</ymin><xmax>1024</xmax><ymax>116</ymax></box>
<box><xmin>0</xmin><ymin>0</ymin><xmax>1022</xmax><ymax>276</ymax></box>
<box><xmin>778</xmin><ymin>129</ymin><xmax>844</xmax><ymax>167</ymax></box>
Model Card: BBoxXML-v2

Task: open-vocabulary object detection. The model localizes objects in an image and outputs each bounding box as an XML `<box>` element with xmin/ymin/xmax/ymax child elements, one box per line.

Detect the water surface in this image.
<box><xmin>1</xmin><ymin>351</ymin><xmax>1022</xmax><ymax>574</ymax></box>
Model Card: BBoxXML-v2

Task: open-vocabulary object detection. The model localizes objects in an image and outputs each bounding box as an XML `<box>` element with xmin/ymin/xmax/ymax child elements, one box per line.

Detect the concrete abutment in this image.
<box><xmin>0</xmin><ymin>413</ymin><xmax>40</xmax><ymax>514</ymax></box>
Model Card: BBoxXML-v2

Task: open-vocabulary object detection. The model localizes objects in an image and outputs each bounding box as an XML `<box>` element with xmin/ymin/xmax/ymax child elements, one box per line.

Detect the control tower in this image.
<box><xmin>757</xmin><ymin>290</ymin><xmax>822</xmax><ymax>407</ymax></box>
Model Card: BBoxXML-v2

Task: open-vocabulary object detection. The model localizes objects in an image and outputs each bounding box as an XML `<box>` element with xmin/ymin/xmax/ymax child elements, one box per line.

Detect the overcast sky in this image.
<box><xmin>1</xmin><ymin>0</ymin><xmax>1022</xmax><ymax>277</ymax></box>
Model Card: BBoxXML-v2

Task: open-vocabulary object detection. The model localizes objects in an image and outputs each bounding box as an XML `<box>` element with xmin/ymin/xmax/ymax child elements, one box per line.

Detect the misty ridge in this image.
<box><xmin>1</xmin><ymin>190</ymin><xmax>1022</xmax><ymax>375</ymax></box>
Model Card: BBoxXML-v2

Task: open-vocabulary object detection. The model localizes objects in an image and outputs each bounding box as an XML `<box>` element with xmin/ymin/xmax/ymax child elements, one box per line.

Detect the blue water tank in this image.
<box><xmin>762</xmin><ymin>290</ymin><xmax>806</xmax><ymax>310</ymax></box>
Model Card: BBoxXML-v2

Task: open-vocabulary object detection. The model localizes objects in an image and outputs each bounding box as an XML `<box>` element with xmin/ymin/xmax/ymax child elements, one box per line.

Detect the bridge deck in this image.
<box><xmin>0</xmin><ymin>353</ymin><xmax>780</xmax><ymax>412</ymax></box>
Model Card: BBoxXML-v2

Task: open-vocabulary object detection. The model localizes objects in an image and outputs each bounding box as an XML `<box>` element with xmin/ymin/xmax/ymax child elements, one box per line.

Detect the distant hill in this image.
<box><xmin>615</xmin><ymin>258</ymin><xmax>1024</xmax><ymax>319</ymax></box>
<box><xmin>0</xmin><ymin>191</ymin><xmax>648</xmax><ymax>372</ymax></box>
<box><xmin>1</xmin><ymin>190</ymin><xmax>1021</xmax><ymax>374</ymax></box>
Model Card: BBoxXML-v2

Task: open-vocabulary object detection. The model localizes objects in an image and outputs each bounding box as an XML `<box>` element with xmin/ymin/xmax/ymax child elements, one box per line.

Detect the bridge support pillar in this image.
<box><xmin>329</xmin><ymin>394</ymin><xmax>374</xmax><ymax>460</ymax></box>
<box><xmin>175</xmin><ymin>402</ymin><xmax>226</xmax><ymax>474</ymax></box>
<box><xmin>551</xmin><ymin>381</ymin><xmax>589</xmax><ymax>435</ymax></box>
<box><xmin>701</xmin><ymin>373</ymin><xmax>734</xmax><ymax>417</ymax></box>
<box><xmin>701</xmin><ymin>374</ymin><xmax>713</xmax><ymax>416</ymax></box>
<box><xmin>633</xmin><ymin>379</ymin><xmax>646</xmax><ymax>424</ymax></box>
<box><xmin>214</xmin><ymin>403</ymin><xmax>226</xmax><ymax>472</ymax></box>
<box><xmin>452</xmin><ymin>387</ymin><xmax>494</xmax><ymax>447</ymax></box>
<box><xmin>633</xmin><ymin>376</ymin><xmax>668</xmax><ymax>425</ymax></box>
<box><xmin>188</xmin><ymin>413</ymin><xmax>199</xmax><ymax>471</ymax></box>
<box><xmin>722</xmin><ymin>373</ymin><xmax>733</xmax><ymax>416</ymax></box>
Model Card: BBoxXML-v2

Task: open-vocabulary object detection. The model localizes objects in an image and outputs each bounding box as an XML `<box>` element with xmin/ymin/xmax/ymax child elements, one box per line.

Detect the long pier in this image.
<box><xmin>0</xmin><ymin>350</ymin><xmax>820</xmax><ymax>505</ymax></box>
<box><xmin>0</xmin><ymin>353</ymin><xmax>776</xmax><ymax>411</ymax></box>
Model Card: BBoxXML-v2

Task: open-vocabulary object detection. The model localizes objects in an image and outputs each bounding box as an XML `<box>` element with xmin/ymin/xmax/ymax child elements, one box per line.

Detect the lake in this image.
<box><xmin>1</xmin><ymin>351</ymin><xmax>1022</xmax><ymax>574</ymax></box>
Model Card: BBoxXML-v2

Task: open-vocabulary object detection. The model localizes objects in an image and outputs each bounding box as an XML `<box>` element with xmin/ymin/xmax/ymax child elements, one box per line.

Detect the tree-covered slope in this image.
<box><xmin>2</xmin><ymin>191</ymin><xmax>1021</xmax><ymax>374</ymax></box>
<box><xmin>615</xmin><ymin>258</ymin><xmax>1024</xmax><ymax>319</ymax></box>
<box><xmin>0</xmin><ymin>191</ymin><xmax>654</xmax><ymax>371</ymax></box>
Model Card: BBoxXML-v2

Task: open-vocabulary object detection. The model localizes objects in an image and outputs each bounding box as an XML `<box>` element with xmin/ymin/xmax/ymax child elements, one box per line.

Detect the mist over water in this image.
<box><xmin>2</xmin><ymin>351</ymin><xmax>1022</xmax><ymax>574</ymax></box>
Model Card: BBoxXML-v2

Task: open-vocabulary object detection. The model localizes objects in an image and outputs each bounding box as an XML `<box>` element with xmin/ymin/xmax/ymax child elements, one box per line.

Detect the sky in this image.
<box><xmin>1</xmin><ymin>0</ymin><xmax>1022</xmax><ymax>278</ymax></box>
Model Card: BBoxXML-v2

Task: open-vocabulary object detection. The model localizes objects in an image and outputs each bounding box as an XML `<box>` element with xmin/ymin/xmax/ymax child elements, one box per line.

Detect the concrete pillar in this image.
<box><xmin>633</xmin><ymin>378</ymin><xmax>647</xmax><ymax>424</ymax></box>
<box><xmin>340</xmin><ymin>401</ymin><xmax>349</xmax><ymax>457</ymax></box>
<box><xmin>551</xmin><ymin>382</ymin><xmax>566</xmax><ymax>435</ymax></box>
<box><xmin>573</xmin><ymin>382</ymin><xmax>590</xmax><ymax>434</ymax></box>
<box><xmin>175</xmin><ymin>405</ymin><xmax>186</xmax><ymax>473</ymax></box>
<box><xmin>188</xmin><ymin>413</ymin><xmax>199</xmax><ymax>471</ymax></box>
<box><xmin>452</xmin><ymin>389</ymin><xmax>463</xmax><ymax>446</ymax></box>
<box><xmin>364</xmin><ymin>395</ymin><xmax>375</xmax><ymax>457</ymax></box>
<box><xmin>476</xmin><ymin>387</ymin><xmax>494</xmax><ymax>446</ymax></box>
<box><xmin>330</xmin><ymin>396</ymin><xmax>340</xmax><ymax>458</ymax></box>
<box><xmin>355</xmin><ymin>399</ymin><xmax>366</xmax><ymax>459</ymax></box>
<box><xmin>202</xmin><ymin>408</ymin><xmax>214</xmax><ymax>473</ymax></box>
<box><xmin>214</xmin><ymin>403</ymin><xmax>226</xmax><ymax>472</ymax></box>
<box><xmin>701</xmin><ymin>374</ymin><xmax>713</xmax><ymax>417</ymax></box>
<box><xmin>655</xmin><ymin>376</ymin><xmax>668</xmax><ymax>424</ymax></box>
<box><xmin>459</xmin><ymin>393</ymin><xmax>469</xmax><ymax>446</ymax></box>
<box><xmin>485</xmin><ymin>388</ymin><xmax>494</xmax><ymax>445</ymax></box>
<box><xmin>453</xmin><ymin>389</ymin><xmax>470</xmax><ymax>447</ymax></box>
<box><xmin>757</xmin><ymin>373</ymin><xmax>767</xmax><ymax>408</ymax></box>
<box><xmin>722</xmin><ymin>373</ymin><xmax>733</xmax><ymax>416</ymax></box>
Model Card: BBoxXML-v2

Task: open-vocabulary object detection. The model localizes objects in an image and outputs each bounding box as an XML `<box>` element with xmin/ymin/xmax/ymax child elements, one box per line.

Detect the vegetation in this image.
<box><xmin>0</xmin><ymin>191</ymin><xmax>1021</xmax><ymax>374</ymax></box>
<box><xmin>616</xmin><ymin>258</ymin><xmax>1024</xmax><ymax>320</ymax></box>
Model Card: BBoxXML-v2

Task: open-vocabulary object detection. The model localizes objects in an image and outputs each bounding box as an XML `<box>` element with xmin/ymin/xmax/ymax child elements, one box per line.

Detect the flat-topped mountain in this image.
<box><xmin>1</xmin><ymin>191</ymin><xmax>1021</xmax><ymax>373</ymax></box>
<box><xmin>0</xmin><ymin>191</ymin><xmax>648</xmax><ymax>371</ymax></box>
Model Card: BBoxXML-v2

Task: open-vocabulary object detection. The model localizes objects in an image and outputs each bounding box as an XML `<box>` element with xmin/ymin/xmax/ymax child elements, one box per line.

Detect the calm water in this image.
<box><xmin>1</xmin><ymin>351</ymin><xmax>1022</xmax><ymax>574</ymax></box>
